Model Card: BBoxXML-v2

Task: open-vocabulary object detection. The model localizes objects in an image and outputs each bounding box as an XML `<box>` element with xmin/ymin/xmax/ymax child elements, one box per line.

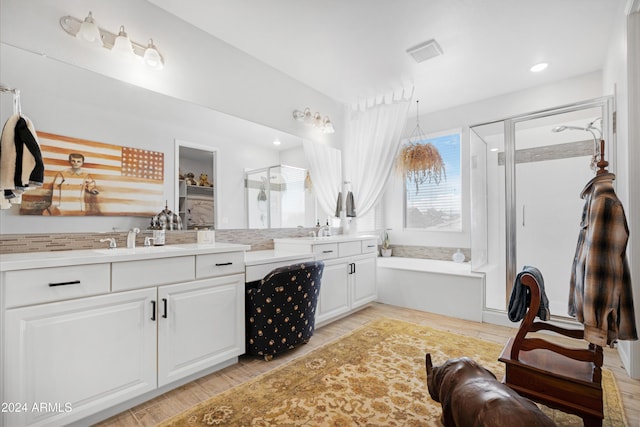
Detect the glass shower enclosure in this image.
<box><xmin>245</xmin><ymin>165</ymin><xmax>310</xmax><ymax>229</ymax></box>
<box><xmin>470</xmin><ymin>96</ymin><xmax>614</xmax><ymax>318</ymax></box>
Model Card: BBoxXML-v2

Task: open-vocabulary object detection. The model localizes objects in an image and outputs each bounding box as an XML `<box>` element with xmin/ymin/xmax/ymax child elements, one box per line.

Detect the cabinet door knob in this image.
<box><xmin>162</xmin><ymin>298</ymin><xmax>168</xmax><ymax>318</ymax></box>
<box><xmin>151</xmin><ymin>300</ymin><xmax>156</xmax><ymax>321</ymax></box>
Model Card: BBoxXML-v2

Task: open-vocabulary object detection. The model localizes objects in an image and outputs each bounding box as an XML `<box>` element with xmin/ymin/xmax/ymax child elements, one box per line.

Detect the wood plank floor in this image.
<box><xmin>96</xmin><ymin>303</ymin><xmax>640</xmax><ymax>426</ymax></box>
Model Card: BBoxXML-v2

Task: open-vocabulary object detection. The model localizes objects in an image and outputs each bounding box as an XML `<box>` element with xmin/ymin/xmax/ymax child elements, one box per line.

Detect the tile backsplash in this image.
<box><xmin>0</xmin><ymin>228</ymin><xmax>313</xmax><ymax>254</ymax></box>
<box><xmin>0</xmin><ymin>229</ymin><xmax>470</xmax><ymax>262</ymax></box>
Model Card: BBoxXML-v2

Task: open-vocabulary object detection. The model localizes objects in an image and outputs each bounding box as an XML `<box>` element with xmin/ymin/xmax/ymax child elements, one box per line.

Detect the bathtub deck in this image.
<box><xmin>376</xmin><ymin>257</ymin><xmax>485</xmax><ymax>322</ymax></box>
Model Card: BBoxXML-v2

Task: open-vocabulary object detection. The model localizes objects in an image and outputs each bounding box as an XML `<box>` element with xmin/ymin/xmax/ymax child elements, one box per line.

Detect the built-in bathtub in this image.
<box><xmin>376</xmin><ymin>257</ymin><xmax>485</xmax><ymax>322</ymax></box>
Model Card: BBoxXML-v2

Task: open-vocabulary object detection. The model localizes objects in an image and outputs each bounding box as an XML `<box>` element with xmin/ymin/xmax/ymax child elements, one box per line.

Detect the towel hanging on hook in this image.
<box><xmin>0</xmin><ymin>84</ymin><xmax>22</xmax><ymax>116</ymax></box>
<box><xmin>0</xmin><ymin>84</ymin><xmax>45</xmax><ymax>209</ymax></box>
<box><xmin>345</xmin><ymin>191</ymin><xmax>356</xmax><ymax>217</ymax></box>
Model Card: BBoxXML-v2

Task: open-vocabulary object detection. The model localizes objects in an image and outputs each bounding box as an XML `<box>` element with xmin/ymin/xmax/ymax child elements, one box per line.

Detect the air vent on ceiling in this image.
<box><xmin>406</xmin><ymin>39</ymin><xmax>443</xmax><ymax>63</ymax></box>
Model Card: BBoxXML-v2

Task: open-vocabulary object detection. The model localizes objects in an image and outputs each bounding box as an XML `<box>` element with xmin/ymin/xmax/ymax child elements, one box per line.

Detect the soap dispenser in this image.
<box><xmin>452</xmin><ymin>249</ymin><xmax>465</xmax><ymax>263</ymax></box>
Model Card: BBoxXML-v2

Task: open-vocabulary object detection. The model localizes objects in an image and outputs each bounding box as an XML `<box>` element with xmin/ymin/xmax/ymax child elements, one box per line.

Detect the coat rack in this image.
<box><xmin>596</xmin><ymin>139</ymin><xmax>609</xmax><ymax>175</ymax></box>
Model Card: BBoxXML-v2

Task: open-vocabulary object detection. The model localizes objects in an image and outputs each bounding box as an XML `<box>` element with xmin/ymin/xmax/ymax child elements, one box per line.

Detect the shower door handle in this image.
<box><xmin>522</xmin><ymin>205</ymin><xmax>525</xmax><ymax>227</ymax></box>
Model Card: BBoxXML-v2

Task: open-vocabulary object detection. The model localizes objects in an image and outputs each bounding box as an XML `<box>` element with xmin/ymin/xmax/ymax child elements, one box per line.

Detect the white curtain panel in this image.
<box><xmin>344</xmin><ymin>94</ymin><xmax>412</xmax><ymax>219</ymax></box>
<box><xmin>303</xmin><ymin>140</ymin><xmax>342</xmax><ymax>217</ymax></box>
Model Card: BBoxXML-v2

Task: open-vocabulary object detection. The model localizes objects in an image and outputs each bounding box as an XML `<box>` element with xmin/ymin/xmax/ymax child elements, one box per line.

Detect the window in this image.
<box><xmin>404</xmin><ymin>131</ymin><xmax>461</xmax><ymax>231</ymax></box>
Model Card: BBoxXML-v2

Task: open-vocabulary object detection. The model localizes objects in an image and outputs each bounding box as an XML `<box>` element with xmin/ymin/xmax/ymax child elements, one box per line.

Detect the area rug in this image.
<box><xmin>158</xmin><ymin>317</ymin><xmax>627</xmax><ymax>426</ymax></box>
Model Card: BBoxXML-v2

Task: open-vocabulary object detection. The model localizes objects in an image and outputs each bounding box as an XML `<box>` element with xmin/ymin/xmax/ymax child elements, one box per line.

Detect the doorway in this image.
<box><xmin>174</xmin><ymin>140</ymin><xmax>217</xmax><ymax>230</ymax></box>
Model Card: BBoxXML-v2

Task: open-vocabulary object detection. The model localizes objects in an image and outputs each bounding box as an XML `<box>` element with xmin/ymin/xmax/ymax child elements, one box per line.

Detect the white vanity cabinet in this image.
<box><xmin>316</xmin><ymin>257</ymin><xmax>350</xmax><ymax>322</ymax></box>
<box><xmin>273</xmin><ymin>236</ymin><xmax>378</xmax><ymax>326</ymax></box>
<box><xmin>0</xmin><ymin>244</ymin><xmax>249</xmax><ymax>427</ymax></box>
<box><xmin>3</xmin><ymin>287</ymin><xmax>157</xmax><ymax>427</ymax></box>
<box><xmin>350</xmin><ymin>253</ymin><xmax>377</xmax><ymax>309</ymax></box>
<box><xmin>157</xmin><ymin>273</ymin><xmax>245</xmax><ymax>386</ymax></box>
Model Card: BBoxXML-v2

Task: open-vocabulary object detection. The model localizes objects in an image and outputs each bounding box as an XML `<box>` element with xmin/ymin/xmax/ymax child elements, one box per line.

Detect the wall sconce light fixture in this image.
<box><xmin>292</xmin><ymin>107</ymin><xmax>335</xmax><ymax>134</ymax></box>
<box><xmin>60</xmin><ymin>12</ymin><xmax>164</xmax><ymax>69</ymax></box>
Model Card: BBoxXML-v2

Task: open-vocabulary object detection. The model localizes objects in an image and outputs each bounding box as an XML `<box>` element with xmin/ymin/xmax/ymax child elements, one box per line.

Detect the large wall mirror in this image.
<box><xmin>0</xmin><ymin>44</ymin><xmax>341</xmax><ymax>234</ymax></box>
<box><xmin>245</xmin><ymin>165</ymin><xmax>316</xmax><ymax>229</ymax></box>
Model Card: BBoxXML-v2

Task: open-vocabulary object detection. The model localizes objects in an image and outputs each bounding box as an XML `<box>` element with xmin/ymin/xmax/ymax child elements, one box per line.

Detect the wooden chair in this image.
<box><xmin>498</xmin><ymin>272</ymin><xmax>604</xmax><ymax>427</ymax></box>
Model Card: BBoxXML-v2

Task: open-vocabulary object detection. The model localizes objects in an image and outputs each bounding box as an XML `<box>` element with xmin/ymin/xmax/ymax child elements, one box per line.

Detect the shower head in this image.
<box><xmin>552</xmin><ymin>125</ymin><xmax>589</xmax><ymax>133</ymax></box>
<box><xmin>552</xmin><ymin>120</ymin><xmax>603</xmax><ymax>172</ymax></box>
<box><xmin>552</xmin><ymin>119</ymin><xmax>602</xmax><ymax>140</ymax></box>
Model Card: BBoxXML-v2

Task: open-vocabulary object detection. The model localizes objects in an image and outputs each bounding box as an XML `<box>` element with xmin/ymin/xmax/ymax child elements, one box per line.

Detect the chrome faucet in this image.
<box><xmin>127</xmin><ymin>228</ymin><xmax>140</xmax><ymax>248</ymax></box>
<box><xmin>319</xmin><ymin>225</ymin><xmax>331</xmax><ymax>237</ymax></box>
<box><xmin>100</xmin><ymin>238</ymin><xmax>117</xmax><ymax>249</ymax></box>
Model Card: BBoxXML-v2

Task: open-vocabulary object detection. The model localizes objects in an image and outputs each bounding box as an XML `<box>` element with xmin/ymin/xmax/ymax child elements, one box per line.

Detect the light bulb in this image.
<box><xmin>143</xmin><ymin>39</ymin><xmax>163</xmax><ymax>69</ymax></box>
<box><xmin>303</xmin><ymin>108</ymin><xmax>313</xmax><ymax>124</ymax></box>
<box><xmin>322</xmin><ymin>117</ymin><xmax>335</xmax><ymax>134</ymax></box>
<box><xmin>112</xmin><ymin>26</ymin><xmax>135</xmax><ymax>57</ymax></box>
<box><xmin>76</xmin><ymin>12</ymin><xmax>103</xmax><ymax>46</ymax></box>
<box><xmin>312</xmin><ymin>112</ymin><xmax>323</xmax><ymax>128</ymax></box>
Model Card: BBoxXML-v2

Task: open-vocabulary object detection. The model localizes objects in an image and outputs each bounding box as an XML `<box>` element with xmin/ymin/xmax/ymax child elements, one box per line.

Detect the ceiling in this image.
<box><xmin>148</xmin><ymin>0</ymin><xmax>624</xmax><ymax>115</ymax></box>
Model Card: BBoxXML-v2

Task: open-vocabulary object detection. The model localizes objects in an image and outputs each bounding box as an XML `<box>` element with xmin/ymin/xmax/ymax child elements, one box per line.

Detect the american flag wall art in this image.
<box><xmin>19</xmin><ymin>132</ymin><xmax>165</xmax><ymax>216</ymax></box>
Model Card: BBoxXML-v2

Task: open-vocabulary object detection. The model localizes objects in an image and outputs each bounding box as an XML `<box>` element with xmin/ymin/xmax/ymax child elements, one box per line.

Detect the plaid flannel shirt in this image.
<box><xmin>569</xmin><ymin>173</ymin><xmax>638</xmax><ymax>347</ymax></box>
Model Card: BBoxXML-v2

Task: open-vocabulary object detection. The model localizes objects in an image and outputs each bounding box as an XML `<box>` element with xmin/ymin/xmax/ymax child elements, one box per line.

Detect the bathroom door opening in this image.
<box><xmin>470</xmin><ymin>97</ymin><xmax>614</xmax><ymax>318</ymax></box>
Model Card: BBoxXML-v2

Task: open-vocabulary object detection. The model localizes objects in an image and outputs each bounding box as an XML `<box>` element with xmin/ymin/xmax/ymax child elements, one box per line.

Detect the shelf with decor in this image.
<box><xmin>179</xmin><ymin>181</ymin><xmax>215</xmax><ymax>230</ymax></box>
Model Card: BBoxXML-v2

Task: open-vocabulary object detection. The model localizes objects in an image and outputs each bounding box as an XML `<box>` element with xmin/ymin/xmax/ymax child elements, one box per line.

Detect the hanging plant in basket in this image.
<box><xmin>396</xmin><ymin>100</ymin><xmax>446</xmax><ymax>192</ymax></box>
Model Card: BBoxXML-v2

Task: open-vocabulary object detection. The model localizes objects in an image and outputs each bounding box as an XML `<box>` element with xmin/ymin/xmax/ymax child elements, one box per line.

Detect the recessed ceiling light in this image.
<box><xmin>272</xmin><ymin>139</ymin><xmax>281</xmax><ymax>146</ymax></box>
<box><xmin>530</xmin><ymin>62</ymin><xmax>548</xmax><ymax>73</ymax></box>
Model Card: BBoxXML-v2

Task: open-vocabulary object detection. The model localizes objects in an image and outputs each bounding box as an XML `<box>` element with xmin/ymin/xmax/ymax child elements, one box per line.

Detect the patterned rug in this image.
<box><xmin>158</xmin><ymin>317</ymin><xmax>627</xmax><ymax>426</ymax></box>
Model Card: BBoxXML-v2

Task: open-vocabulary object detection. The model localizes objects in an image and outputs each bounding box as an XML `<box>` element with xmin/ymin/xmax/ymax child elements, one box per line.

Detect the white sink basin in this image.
<box><xmin>93</xmin><ymin>246</ymin><xmax>186</xmax><ymax>255</ymax></box>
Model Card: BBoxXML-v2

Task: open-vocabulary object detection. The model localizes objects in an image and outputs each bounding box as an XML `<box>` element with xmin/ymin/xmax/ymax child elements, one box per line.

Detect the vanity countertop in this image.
<box><xmin>0</xmin><ymin>242</ymin><xmax>251</xmax><ymax>272</ymax></box>
<box><xmin>244</xmin><ymin>250</ymin><xmax>314</xmax><ymax>267</ymax></box>
<box><xmin>273</xmin><ymin>234</ymin><xmax>378</xmax><ymax>245</ymax></box>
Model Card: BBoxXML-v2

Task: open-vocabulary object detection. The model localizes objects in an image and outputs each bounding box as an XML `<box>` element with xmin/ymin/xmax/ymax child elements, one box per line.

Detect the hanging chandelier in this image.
<box><xmin>396</xmin><ymin>100</ymin><xmax>445</xmax><ymax>191</ymax></box>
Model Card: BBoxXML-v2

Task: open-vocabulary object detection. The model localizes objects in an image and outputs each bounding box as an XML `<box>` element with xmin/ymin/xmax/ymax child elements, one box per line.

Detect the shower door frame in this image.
<box><xmin>471</xmin><ymin>95</ymin><xmax>614</xmax><ymax>314</ymax></box>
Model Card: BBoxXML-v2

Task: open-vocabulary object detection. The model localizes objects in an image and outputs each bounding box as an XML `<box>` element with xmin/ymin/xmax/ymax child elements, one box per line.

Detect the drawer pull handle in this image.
<box><xmin>322</xmin><ymin>250</ymin><xmax>334</xmax><ymax>254</ymax></box>
<box><xmin>151</xmin><ymin>300</ymin><xmax>156</xmax><ymax>321</ymax></box>
<box><xmin>48</xmin><ymin>280</ymin><xmax>81</xmax><ymax>287</ymax></box>
<box><xmin>367</xmin><ymin>245</ymin><xmax>376</xmax><ymax>248</ymax></box>
<box><xmin>162</xmin><ymin>298</ymin><xmax>168</xmax><ymax>318</ymax></box>
<box><xmin>215</xmin><ymin>262</ymin><xmax>233</xmax><ymax>266</ymax></box>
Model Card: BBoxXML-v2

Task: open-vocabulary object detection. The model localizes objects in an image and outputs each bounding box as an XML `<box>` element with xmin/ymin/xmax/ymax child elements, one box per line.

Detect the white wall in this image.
<box><xmin>383</xmin><ymin>71</ymin><xmax>604</xmax><ymax>249</ymax></box>
<box><xmin>602</xmin><ymin>0</ymin><xmax>640</xmax><ymax>379</ymax></box>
